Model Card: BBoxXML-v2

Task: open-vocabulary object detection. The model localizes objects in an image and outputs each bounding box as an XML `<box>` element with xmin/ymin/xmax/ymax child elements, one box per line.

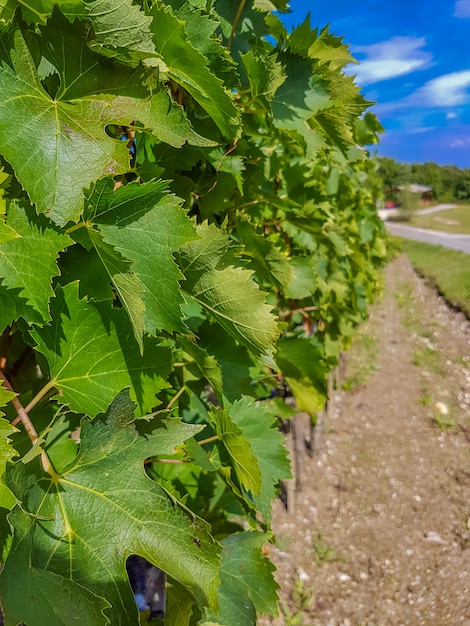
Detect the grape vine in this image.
<box><xmin>0</xmin><ymin>2</ymin><xmax>389</xmax><ymax>624</ymax></box>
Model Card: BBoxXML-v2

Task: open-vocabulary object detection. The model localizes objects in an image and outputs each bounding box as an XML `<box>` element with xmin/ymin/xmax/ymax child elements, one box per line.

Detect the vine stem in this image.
<box><xmin>65</xmin><ymin>221</ymin><xmax>86</xmax><ymax>234</ymax></box>
<box><xmin>227</xmin><ymin>0</ymin><xmax>247</xmax><ymax>51</ymax></box>
<box><xmin>25</xmin><ymin>380</ymin><xmax>57</xmax><ymax>414</ymax></box>
<box><xmin>279</xmin><ymin>306</ymin><xmax>318</xmax><ymax>320</ymax></box>
<box><xmin>144</xmin><ymin>458</ymin><xmax>191</xmax><ymax>465</ymax></box>
<box><xmin>198</xmin><ymin>434</ymin><xmax>220</xmax><ymax>446</ymax></box>
<box><xmin>0</xmin><ymin>371</ymin><xmax>56</xmax><ymax>476</ymax></box>
<box><xmin>166</xmin><ymin>385</ymin><xmax>187</xmax><ymax>410</ymax></box>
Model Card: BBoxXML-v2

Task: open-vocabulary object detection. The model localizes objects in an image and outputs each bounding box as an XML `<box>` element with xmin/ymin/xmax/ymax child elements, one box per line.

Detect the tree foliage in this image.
<box><xmin>377</xmin><ymin>156</ymin><xmax>470</xmax><ymax>202</ymax></box>
<box><xmin>0</xmin><ymin>2</ymin><xmax>389</xmax><ymax>624</ymax></box>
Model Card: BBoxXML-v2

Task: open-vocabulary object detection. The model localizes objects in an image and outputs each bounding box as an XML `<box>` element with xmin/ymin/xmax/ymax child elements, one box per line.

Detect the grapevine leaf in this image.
<box><xmin>1</xmin><ymin>391</ymin><xmax>220</xmax><ymax>625</ymax></box>
<box><xmin>202</xmin><ymin>531</ymin><xmax>279</xmax><ymax>625</ymax></box>
<box><xmin>31</xmin><ymin>282</ymin><xmax>172</xmax><ymax>416</ymax></box>
<box><xmin>240</xmin><ymin>50</ymin><xmax>285</xmax><ymax>107</ymax></box>
<box><xmin>0</xmin><ymin>26</ymin><xmax>211</xmax><ymax>226</ymax></box>
<box><xmin>197</xmin><ymin>323</ymin><xmax>256</xmax><ymax>403</ymax></box>
<box><xmin>254</xmin><ymin>0</ymin><xmax>290</xmax><ymax>10</ymax></box>
<box><xmin>177</xmin><ymin>336</ymin><xmax>223</xmax><ymax>404</ymax></box>
<box><xmin>208</xmin><ymin>406</ymin><xmax>261</xmax><ymax>495</ymax></box>
<box><xmin>0</xmin><ymin>378</ymin><xmax>16</xmax><ymax>416</ymax></box>
<box><xmin>180</xmin><ymin>225</ymin><xmax>279</xmax><ymax>357</ymax></box>
<box><xmin>0</xmin><ymin>418</ymin><xmax>17</xmax><ymax>478</ymax></box>
<box><xmin>148</xmin><ymin>2</ymin><xmax>240</xmax><ymax>139</ymax></box>
<box><xmin>173</xmin><ymin>4</ymin><xmax>236</xmax><ymax>84</ymax></box>
<box><xmin>0</xmin><ymin>513</ymin><xmax>111</xmax><ymax>626</ymax></box>
<box><xmin>86</xmin><ymin>0</ymin><xmax>158</xmax><ymax>64</ymax></box>
<box><xmin>85</xmin><ymin>177</ymin><xmax>198</xmax><ymax>338</ymax></box>
<box><xmin>0</xmin><ymin>202</ymin><xmax>72</xmax><ymax>323</ymax></box>
<box><xmin>165</xmin><ymin>583</ymin><xmax>195</xmax><ymax>626</ymax></box>
<box><xmin>227</xmin><ymin>397</ymin><xmax>291</xmax><ymax>522</ymax></box>
<box><xmin>275</xmin><ymin>336</ymin><xmax>328</xmax><ymax>413</ymax></box>
<box><xmin>272</xmin><ymin>52</ymin><xmax>332</xmax><ymax>158</ymax></box>
<box><xmin>234</xmin><ymin>218</ymin><xmax>293</xmax><ymax>290</ymax></box>
<box><xmin>5</xmin><ymin>0</ymin><xmax>83</xmax><ymax>24</ymax></box>
<box><xmin>284</xmin><ymin>256</ymin><xmax>317</xmax><ymax>300</ymax></box>
<box><xmin>0</xmin><ymin>382</ymin><xmax>18</xmax><ymax>507</ymax></box>
<box><xmin>289</xmin><ymin>19</ymin><xmax>357</xmax><ymax>70</ymax></box>
<box><xmin>88</xmin><ymin>230</ymin><xmax>146</xmax><ymax>350</ymax></box>
<box><xmin>0</xmin><ymin>0</ymin><xmax>16</xmax><ymax>26</ymax></box>
<box><xmin>57</xmin><ymin>244</ymin><xmax>114</xmax><ymax>302</ymax></box>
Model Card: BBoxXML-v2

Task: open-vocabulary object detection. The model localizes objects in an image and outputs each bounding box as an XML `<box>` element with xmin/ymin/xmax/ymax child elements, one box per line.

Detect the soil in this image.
<box><xmin>262</xmin><ymin>254</ymin><xmax>470</xmax><ymax>626</ymax></box>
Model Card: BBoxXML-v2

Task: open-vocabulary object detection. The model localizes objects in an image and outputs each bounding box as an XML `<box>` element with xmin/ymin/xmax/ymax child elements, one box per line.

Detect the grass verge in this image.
<box><xmin>408</xmin><ymin>204</ymin><xmax>470</xmax><ymax>234</ymax></box>
<box><xmin>398</xmin><ymin>238</ymin><xmax>470</xmax><ymax>316</ymax></box>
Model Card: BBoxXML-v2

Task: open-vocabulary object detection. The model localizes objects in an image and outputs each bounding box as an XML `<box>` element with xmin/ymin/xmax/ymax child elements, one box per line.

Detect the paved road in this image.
<box><xmin>415</xmin><ymin>203</ymin><xmax>457</xmax><ymax>215</ymax></box>
<box><xmin>386</xmin><ymin>222</ymin><xmax>470</xmax><ymax>254</ymax></box>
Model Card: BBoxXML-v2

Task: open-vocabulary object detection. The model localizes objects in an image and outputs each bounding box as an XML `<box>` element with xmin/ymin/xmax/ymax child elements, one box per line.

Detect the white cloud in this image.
<box><xmin>346</xmin><ymin>37</ymin><xmax>433</xmax><ymax>85</ymax></box>
<box><xmin>420</xmin><ymin>70</ymin><xmax>470</xmax><ymax>106</ymax></box>
<box><xmin>446</xmin><ymin>111</ymin><xmax>458</xmax><ymax>119</ymax></box>
<box><xmin>450</xmin><ymin>137</ymin><xmax>470</xmax><ymax>147</ymax></box>
<box><xmin>375</xmin><ymin>70</ymin><xmax>470</xmax><ymax>118</ymax></box>
<box><xmin>454</xmin><ymin>0</ymin><xmax>470</xmax><ymax>18</ymax></box>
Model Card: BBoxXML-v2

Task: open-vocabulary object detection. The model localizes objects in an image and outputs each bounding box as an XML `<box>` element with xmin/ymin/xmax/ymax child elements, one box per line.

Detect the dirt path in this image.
<box><xmin>263</xmin><ymin>255</ymin><xmax>470</xmax><ymax>626</ymax></box>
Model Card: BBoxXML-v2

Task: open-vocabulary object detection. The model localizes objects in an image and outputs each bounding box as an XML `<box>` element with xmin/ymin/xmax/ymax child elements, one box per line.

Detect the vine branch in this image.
<box><xmin>0</xmin><ymin>371</ymin><xmax>55</xmax><ymax>476</ymax></box>
<box><xmin>227</xmin><ymin>0</ymin><xmax>247</xmax><ymax>51</ymax></box>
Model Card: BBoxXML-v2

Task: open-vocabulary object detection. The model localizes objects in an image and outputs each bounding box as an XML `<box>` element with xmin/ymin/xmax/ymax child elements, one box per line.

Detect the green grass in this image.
<box><xmin>408</xmin><ymin>204</ymin><xmax>470</xmax><ymax>234</ymax></box>
<box><xmin>398</xmin><ymin>239</ymin><xmax>470</xmax><ymax>316</ymax></box>
<box><xmin>342</xmin><ymin>329</ymin><xmax>379</xmax><ymax>390</ymax></box>
<box><xmin>412</xmin><ymin>347</ymin><xmax>445</xmax><ymax>376</ymax></box>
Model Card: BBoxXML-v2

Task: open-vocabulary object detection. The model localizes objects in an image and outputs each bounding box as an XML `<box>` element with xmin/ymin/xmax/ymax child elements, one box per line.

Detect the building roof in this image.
<box><xmin>396</xmin><ymin>183</ymin><xmax>433</xmax><ymax>193</ymax></box>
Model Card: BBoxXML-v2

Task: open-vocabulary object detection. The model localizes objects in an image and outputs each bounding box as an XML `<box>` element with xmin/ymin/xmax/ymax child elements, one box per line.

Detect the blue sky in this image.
<box><xmin>282</xmin><ymin>1</ymin><xmax>470</xmax><ymax>168</ymax></box>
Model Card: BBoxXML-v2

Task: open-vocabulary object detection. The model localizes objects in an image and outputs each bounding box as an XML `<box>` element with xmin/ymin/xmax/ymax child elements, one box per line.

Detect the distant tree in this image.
<box><xmin>416</xmin><ymin>161</ymin><xmax>443</xmax><ymax>199</ymax></box>
<box><xmin>377</xmin><ymin>157</ymin><xmax>470</xmax><ymax>203</ymax></box>
<box><xmin>377</xmin><ymin>157</ymin><xmax>410</xmax><ymax>200</ymax></box>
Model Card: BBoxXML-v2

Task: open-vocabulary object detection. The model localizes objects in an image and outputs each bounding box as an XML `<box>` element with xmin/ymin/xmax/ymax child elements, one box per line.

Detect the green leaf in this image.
<box><xmin>58</xmin><ymin>244</ymin><xmax>115</xmax><ymax>302</ymax></box>
<box><xmin>0</xmin><ymin>382</ymin><xmax>18</xmax><ymax>505</ymax></box>
<box><xmin>0</xmin><ymin>417</ymin><xmax>17</xmax><ymax>478</ymax></box>
<box><xmin>85</xmin><ymin>177</ymin><xmax>198</xmax><ymax>340</ymax></box>
<box><xmin>177</xmin><ymin>336</ymin><xmax>223</xmax><ymax>404</ymax></box>
<box><xmin>5</xmin><ymin>0</ymin><xmax>83</xmax><ymax>24</ymax></box>
<box><xmin>227</xmin><ymin>397</ymin><xmax>290</xmax><ymax>522</ymax></box>
<box><xmin>275</xmin><ymin>336</ymin><xmax>327</xmax><ymax>413</ymax></box>
<box><xmin>86</xmin><ymin>0</ymin><xmax>158</xmax><ymax>64</ymax></box>
<box><xmin>165</xmin><ymin>583</ymin><xmax>195</xmax><ymax>626</ymax></box>
<box><xmin>289</xmin><ymin>19</ymin><xmax>356</xmax><ymax>71</ymax></box>
<box><xmin>208</xmin><ymin>406</ymin><xmax>261</xmax><ymax>495</ymax></box>
<box><xmin>31</xmin><ymin>282</ymin><xmax>172</xmax><ymax>416</ymax></box>
<box><xmin>284</xmin><ymin>256</ymin><xmax>317</xmax><ymax>300</ymax></box>
<box><xmin>0</xmin><ymin>202</ymin><xmax>72</xmax><ymax>324</ymax></box>
<box><xmin>0</xmin><ymin>513</ymin><xmax>111</xmax><ymax>626</ymax></box>
<box><xmin>272</xmin><ymin>52</ymin><xmax>331</xmax><ymax>158</ymax></box>
<box><xmin>240</xmin><ymin>50</ymin><xmax>285</xmax><ymax>106</ymax></box>
<box><xmin>202</xmin><ymin>531</ymin><xmax>279</xmax><ymax>625</ymax></box>
<box><xmin>148</xmin><ymin>2</ymin><xmax>240</xmax><ymax>139</ymax></box>
<box><xmin>1</xmin><ymin>391</ymin><xmax>220</xmax><ymax>625</ymax></box>
<box><xmin>87</xmin><ymin>229</ymin><xmax>146</xmax><ymax>349</ymax></box>
<box><xmin>0</xmin><ymin>0</ymin><xmax>16</xmax><ymax>26</ymax></box>
<box><xmin>0</xmin><ymin>26</ymin><xmax>210</xmax><ymax>226</ymax></box>
<box><xmin>197</xmin><ymin>323</ymin><xmax>256</xmax><ymax>403</ymax></box>
<box><xmin>180</xmin><ymin>224</ymin><xmax>279</xmax><ymax>357</ymax></box>
<box><xmin>0</xmin><ymin>379</ymin><xmax>18</xmax><ymax>510</ymax></box>
<box><xmin>234</xmin><ymin>218</ymin><xmax>293</xmax><ymax>290</ymax></box>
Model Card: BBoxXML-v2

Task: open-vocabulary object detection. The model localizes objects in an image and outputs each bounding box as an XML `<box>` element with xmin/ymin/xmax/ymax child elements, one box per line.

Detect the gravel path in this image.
<box><xmin>263</xmin><ymin>255</ymin><xmax>470</xmax><ymax>626</ymax></box>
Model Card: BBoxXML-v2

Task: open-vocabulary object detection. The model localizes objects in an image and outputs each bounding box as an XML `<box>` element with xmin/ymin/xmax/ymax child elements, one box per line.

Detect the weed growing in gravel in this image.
<box><xmin>342</xmin><ymin>330</ymin><xmax>379</xmax><ymax>390</ymax></box>
<box><xmin>280</xmin><ymin>576</ymin><xmax>314</xmax><ymax>626</ymax></box>
<box><xmin>312</xmin><ymin>531</ymin><xmax>342</xmax><ymax>567</ymax></box>
<box><xmin>412</xmin><ymin>347</ymin><xmax>445</xmax><ymax>376</ymax></box>
<box><xmin>432</xmin><ymin>403</ymin><xmax>457</xmax><ymax>430</ymax></box>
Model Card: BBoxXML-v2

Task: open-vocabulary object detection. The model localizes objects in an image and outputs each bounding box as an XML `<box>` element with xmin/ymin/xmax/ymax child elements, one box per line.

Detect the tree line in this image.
<box><xmin>377</xmin><ymin>156</ymin><xmax>470</xmax><ymax>202</ymax></box>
